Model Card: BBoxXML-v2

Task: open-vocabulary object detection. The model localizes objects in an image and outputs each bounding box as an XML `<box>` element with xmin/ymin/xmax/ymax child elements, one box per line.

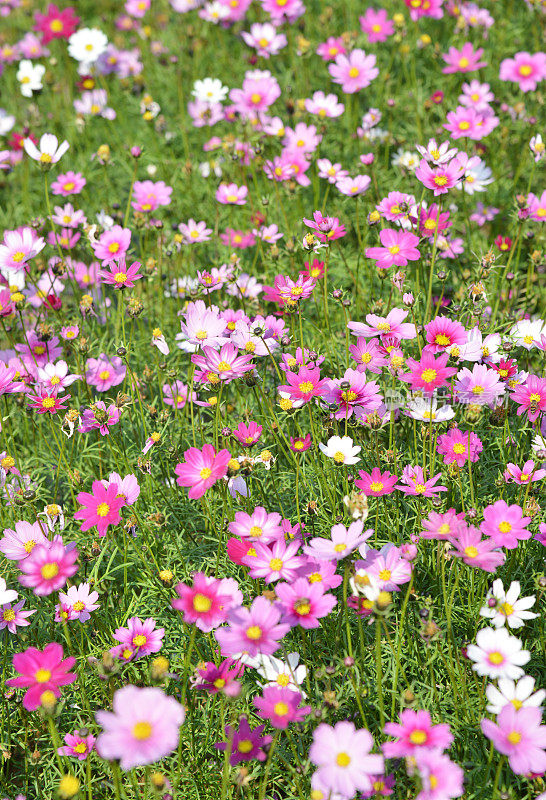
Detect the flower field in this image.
<box><xmin>0</xmin><ymin>0</ymin><xmax>545</xmax><ymax>799</ymax></box>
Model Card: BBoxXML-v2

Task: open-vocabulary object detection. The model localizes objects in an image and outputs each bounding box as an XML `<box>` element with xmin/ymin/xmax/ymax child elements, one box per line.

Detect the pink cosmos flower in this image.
<box><xmin>362</xmin><ymin>545</ymin><xmax>412</xmax><ymax>590</ymax></box>
<box><xmin>92</xmin><ymin>225</ymin><xmax>131</xmax><ymax>264</ymax></box>
<box><xmin>85</xmin><ymin>354</ymin><xmax>126</xmax><ymax>392</ymax></box>
<box><xmin>253</xmin><ymin>687</ymin><xmax>310</xmax><ymax>729</ymax></box>
<box><xmin>0</xmin><ymin>599</ymin><xmax>36</xmax><ymax>634</ymax></box>
<box><xmin>191</xmin><ymin>342</ymin><xmax>255</xmax><ymax>383</ymax></box>
<box><xmin>449</xmin><ymin>525</ymin><xmax>505</xmax><ymax>572</ymax></box>
<box><xmin>336</xmin><ymin>175</ymin><xmax>372</xmax><ymax>196</ymax></box>
<box><xmin>329</xmin><ymin>49</ymin><xmax>379</xmax><ymax>94</ymax></box>
<box><xmin>178</xmin><ymin>219</ymin><xmax>212</xmax><ymax>244</ymax></box>
<box><xmin>499</xmin><ymin>51</ymin><xmax>546</xmax><ymax>93</ymax></box>
<box><xmin>481</xmin><ymin>705</ymin><xmax>546</xmax><ymax>775</ymax></box>
<box><xmin>316</xmin><ymin>36</ymin><xmax>346</xmax><ymax>61</ymax></box>
<box><xmin>424</xmin><ymin>317</ymin><xmax>467</xmax><ymax>354</ymax></box>
<box><xmin>215</xmin><ymin>596</ymin><xmax>290</xmax><ymax>657</ymax></box>
<box><xmin>58</xmin><ymin>583</ymin><xmax>100</xmax><ymax>623</ymax></box>
<box><xmin>397</xmin><ymin>465</ymin><xmax>447</xmax><ymax>497</ymax></box>
<box><xmin>74</xmin><ymin>481</ymin><xmax>126</xmax><ymax>537</ymax></box>
<box><xmin>349</xmin><ymin>338</ymin><xmax>387</xmax><ymax>374</ymax></box>
<box><xmin>278</xmin><ymin>364</ymin><xmax>327</xmax><ymax>404</ymax></box>
<box><xmin>274</xmin><ymin>576</ymin><xmax>336</xmax><ymax>628</ymax></box>
<box><xmin>50</xmin><ymin>170</ymin><xmax>86</xmax><ymax>196</ymax></box>
<box><xmin>19</xmin><ymin>539</ymin><xmax>78</xmax><ymax>596</ymax></box>
<box><xmin>304</xmin><ymin>520</ymin><xmax>372</xmax><ymax>561</ymax></box>
<box><xmin>480</xmin><ymin>501</ymin><xmax>531</xmax><ymax>550</ymax></box>
<box><xmin>383</xmin><ymin>709</ymin><xmax>453</xmax><ymax>758</ymax></box>
<box><xmin>442</xmin><ymin>42</ymin><xmax>487</xmax><ymax>73</ymax></box>
<box><xmin>216</xmin><ymin>716</ymin><xmax>272</xmax><ymax>766</ymax></box>
<box><xmin>132</xmin><ymin>180</ymin><xmax>172</xmax><ymax>212</ymax></box>
<box><xmin>365</xmin><ymin>229</ymin><xmax>420</xmax><ymax>270</ymax></box>
<box><xmin>414</xmin><ymin>158</ymin><xmax>464</xmax><ymax>195</ymax></box>
<box><xmin>246</xmin><ymin>540</ymin><xmax>305</xmax><ymax>583</ymax></box>
<box><xmin>6</xmin><ymin>642</ymin><xmax>76</xmax><ymax>711</ymax></box>
<box><xmin>241</xmin><ymin>22</ymin><xmax>287</xmax><ymax>58</ymax></box>
<box><xmin>504</xmin><ymin>460</ymin><xmax>546</xmax><ymax>484</ymax></box>
<box><xmin>26</xmin><ymin>390</ymin><xmax>70</xmax><ymax>415</ymax></box>
<box><xmin>511</xmin><ymin>374</ymin><xmax>546</xmax><ymax>421</ymax></box>
<box><xmin>99</xmin><ymin>259</ymin><xmax>142</xmax><ymax>288</ymax></box>
<box><xmin>400</xmin><ymin>351</ymin><xmax>457</xmax><ymax>394</ymax></box>
<box><xmin>78</xmin><ymin>402</ymin><xmax>120</xmax><ymax>436</ymax></box>
<box><xmin>175</xmin><ymin>444</ymin><xmax>231</xmax><ymax>499</ymax></box>
<box><xmin>0</xmin><ymin>520</ymin><xmax>48</xmax><ymax>561</ymax></box>
<box><xmin>232</xmin><ymin>421</ymin><xmax>263</xmax><ymax>447</ymax></box>
<box><xmin>355</xmin><ymin>468</ymin><xmax>399</xmax><ymax>497</ymax></box>
<box><xmin>436</xmin><ymin>428</ymin><xmax>482</xmax><ymax>467</ymax></box>
<box><xmin>229</xmin><ymin>69</ymin><xmax>281</xmax><ymax>116</ymax></box>
<box><xmin>96</xmin><ymin>685</ymin><xmax>184</xmax><ymax>771</ymax></box>
<box><xmin>304</xmin><ymin>92</ymin><xmax>345</xmax><ymax>118</ymax></box>
<box><xmin>360</xmin><ymin>8</ymin><xmax>394</xmax><ymax>42</ymax></box>
<box><xmin>348</xmin><ymin>308</ymin><xmax>416</xmax><ymax>342</ymax></box>
<box><xmin>310</xmin><ymin>721</ymin><xmax>384</xmax><ymax>798</ymax></box>
<box><xmin>111</xmin><ymin>617</ymin><xmax>165</xmax><ymax>659</ymax></box>
<box><xmin>59</xmin><ymin>730</ymin><xmax>96</xmax><ymax>760</ymax></box>
<box><xmin>404</xmin><ymin>0</ymin><xmax>444</xmax><ymax>20</ymax></box>
<box><xmin>414</xmin><ymin>750</ymin><xmax>464</xmax><ymax>800</ymax></box>
<box><xmin>421</xmin><ymin>509</ymin><xmax>466</xmax><ymax>541</ymax></box>
<box><xmin>322</xmin><ymin>369</ymin><xmax>382</xmax><ymax>420</ymax></box>
<box><xmin>454</xmin><ymin>364</ymin><xmax>505</xmax><ymax>405</ymax></box>
<box><xmin>172</xmin><ymin>572</ymin><xmax>232</xmax><ymax>632</ymax></box>
<box><xmin>228</xmin><ymin>507</ymin><xmax>283</xmax><ymax>544</ymax></box>
<box><xmin>0</xmin><ymin>226</ymin><xmax>45</xmax><ymax>272</ymax></box>
<box><xmin>418</xmin><ymin>203</ymin><xmax>451</xmax><ymax>237</ymax></box>
<box><xmin>216</xmin><ymin>182</ymin><xmax>248</xmax><ymax>205</ymax></box>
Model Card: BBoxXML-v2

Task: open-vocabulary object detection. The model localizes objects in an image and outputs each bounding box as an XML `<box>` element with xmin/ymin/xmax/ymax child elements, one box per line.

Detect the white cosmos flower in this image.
<box><xmin>68</xmin><ymin>28</ymin><xmax>108</xmax><ymax>64</ymax></box>
<box><xmin>0</xmin><ymin>577</ymin><xmax>18</xmax><ymax>606</ymax></box>
<box><xmin>245</xmin><ymin>652</ymin><xmax>308</xmax><ymax>695</ymax></box>
<box><xmin>480</xmin><ymin>579</ymin><xmax>537</xmax><ymax>629</ymax></box>
<box><xmin>510</xmin><ymin>318</ymin><xmax>546</xmax><ymax>350</ymax></box>
<box><xmin>23</xmin><ymin>133</ymin><xmax>70</xmax><ymax>165</ymax></box>
<box><xmin>17</xmin><ymin>60</ymin><xmax>45</xmax><ymax>97</ymax></box>
<box><xmin>0</xmin><ymin>109</ymin><xmax>16</xmax><ymax>136</ymax></box>
<box><xmin>486</xmin><ymin>675</ymin><xmax>546</xmax><ymax>716</ymax></box>
<box><xmin>319</xmin><ymin>435</ymin><xmax>361</xmax><ymax>465</ymax></box>
<box><xmin>467</xmin><ymin>627</ymin><xmax>530</xmax><ymax>680</ymax></box>
<box><xmin>404</xmin><ymin>396</ymin><xmax>455</xmax><ymax>423</ymax></box>
<box><xmin>192</xmin><ymin>78</ymin><xmax>229</xmax><ymax>104</ymax></box>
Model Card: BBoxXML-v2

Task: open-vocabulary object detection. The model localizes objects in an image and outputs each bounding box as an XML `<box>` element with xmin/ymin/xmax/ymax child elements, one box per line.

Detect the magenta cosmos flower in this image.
<box><xmin>59</xmin><ymin>730</ymin><xmax>96</xmax><ymax>761</ymax></box>
<box><xmin>442</xmin><ymin>42</ymin><xmax>487</xmax><ymax>74</ymax></box>
<box><xmin>96</xmin><ymin>685</ymin><xmax>184</xmax><ymax>771</ymax></box>
<box><xmin>365</xmin><ymin>228</ymin><xmax>420</xmax><ymax>270</ymax></box>
<box><xmin>34</xmin><ymin>4</ymin><xmax>80</xmax><ymax>44</ymax></box>
<box><xmin>19</xmin><ymin>539</ymin><xmax>79</xmax><ymax>596</ymax></box>
<box><xmin>355</xmin><ymin>468</ymin><xmax>399</xmax><ymax>497</ymax></box>
<box><xmin>424</xmin><ymin>316</ymin><xmax>467</xmax><ymax>354</ymax></box>
<box><xmin>481</xmin><ymin>705</ymin><xmax>546</xmax><ymax>775</ymax></box>
<box><xmin>275</xmin><ymin>577</ymin><xmax>337</xmax><ymax>629</ymax></box>
<box><xmin>436</xmin><ymin>428</ymin><xmax>482</xmax><ymax>467</ymax></box>
<box><xmin>278</xmin><ymin>364</ymin><xmax>327</xmax><ymax>403</ymax></box>
<box><xmin>171</xmin><ymin>572</ymin><xmax>232</xmax><ymax>632</ymax></box>
<box><xmin>400</xmin><ymin>351</ymin><xmax>457</xmax><ymax>395</ymax></box>
<box><xmin>499</xmin><ymin>51</ymin><xmax>546</xmax><ymax>93</ymax></box>
<box><xmin>328</xmin><ymin>49</ymin><xmax>379</xmax><ymax>93</ymax></box>
<box><xmin>74</xmin><ymin>480</ymin><xmax>126</xmax><ymax>537</ymax></box>
<box><xmin>511</xmin><ymin>374</ymin><xmax>546</xmax><ymax>422</ymax></box>
<box><xmin>383</xmin><ymin>709</ymin><xmax>453</xmax><ymax>758</ymax></box>
<box><xmin>175</xmin><ymin>444</ymin><xmax>231</xmax><ymax>499</ymax></box>
<box><xmin>216</xmin><ymin>717</ymin><xmax>272</xmax><ymax>766</ymax></box>
<box><xmin>504</xmin><ymin>460</ymin><xmax>546</xmax><ymax>484</ymax></box>
<box><xmin>6</xmin><ymin>642</ymin><xmax>76</xmax><ymax>711</ymax></box>
<box><xmin>310</xmin><ymin>721</ymin><xmax>384</xmax><ymax>798</ymax></box>
<box><xmin>480</xmin><ymin>500</ymin><xmax>531</xmax><ymax>550</ymax></box>
<box><xmin>215</xmin><ymin>596</ymin><xmax>290</xmax><ymax>657</ymax></box>
<box><xmin>253</xmin><ymin>686</ymin><xmax>310</xmax><ymax>729</ymax></box>
<box><xmin>228</xmin><ymin>506</ymin><xmax>283</xmax><ymax>543</ymax></box>
<box><xmin>414</xmin><ymin>159</ymin><xmax>464</xmax><ymax>196</ymax></box>
<box><xmin>246</xmin><ymin>540</ymin><xmax>305</xmax><ymax>583</ymax></box>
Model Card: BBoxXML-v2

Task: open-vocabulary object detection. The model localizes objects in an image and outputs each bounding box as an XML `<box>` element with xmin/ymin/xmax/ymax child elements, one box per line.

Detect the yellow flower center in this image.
<box><xmin>452</xmin><ymin>443</ymin><xmax>466</xmax><ymax>454</ymax></box>
<box><xmin>41</xmin><ymin>563</ymin><xmax>59</xmax><ymax>579</ymax></box>
<box><xmin>270</xmin><ymin>558</ymin><xmax>283</xmax><ymax>571</ymax></box>
<box><xmin>421</xmin><ymin>369</ymin><xmax>437</xmax><ymax>383</ymax></box>
<box><xmin>273</xmin><ymin>702</ymin><xmax>289</xmax><ymax>716</ymax></box>
<box><xmin>193</xmin><ymin>594</ymin><xmax>212</xmax><ymax>612</ymax></box>
<box><xmin>238</xmin><ymin>739</ymin><xmax>253</xmax><ymax>753</ymax></box>
<box><xmin>333</xmin><ymin>451</ymin><xmax>345</xmax><ymax>464</ymax></box>
<box><xmin>489</xmin><ymin>651</ymin><xmax>504</xmax><ymax>665</ymax></box>
<box><xmin>35</xmin><ymin>668</ymin><xmax>52</xmax><ymax>683</ymax></box>
<box><xmin>133</xmin><ymin>635</ymin><xmax>147</xmax><ymax>647</ymax></box>
<box><xmin>348</xmin><ymin>67</ymin><xmax>359</xmax><ymax>78</ymax></box>
<box><xmin>498</xmin><ymin>521</ymin><xmax>512</xmax><ymax>533</ymax></box>
<box><xmin>507</xmin><ymin>731</ymin><xmax>521</xmax><ymax>744</ymax></box>
<box><xmin>73</xmin><ymin>601</ymin><xmax>85</xmax><ymax>612</ymax></box>
<box><xmin>132</xmin><ymin>722</ymin><xmax>152</xmax><ymax>740</ymax></box>
<box><xmin>464</xmin><ymin>546</ymin><xmax>478</xmax><ymax>558</ymax></box>
<box><xmin>74</xmin><ymin>743</ymin><xmax>87</xmax><ymax>754</ymax></box>
<box><xmin>96</xmin><ymin>502</ymin><xmax>110</xmax><ymax>517</ymax></box>
<box><xmin>298</xmin><ymin>381</ymin><xmax>313</xmax><ymax>393</ymax></box>
<box><xmin>199</xmin><ymin>467</ymin><xmax>212</xmax><ymax>480</ymax></box>
<box><xmin>369</xmin><ymin>481</ymin><xmax>384</xmax><ymax>493</ymax></box>
<box><xmin>409</xmin><ymin>729</ymin><xmax>428</xmax><ymax>745</ymax></box>
<box><xmin>246</xmin><ymin>625</ymin><xmax>262</xmax><ymax>640</ymax></box>
<box><xmin>336</xmin><ymin>752</ymin><xmax>351</xmax><ymax>767</ymax></box>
